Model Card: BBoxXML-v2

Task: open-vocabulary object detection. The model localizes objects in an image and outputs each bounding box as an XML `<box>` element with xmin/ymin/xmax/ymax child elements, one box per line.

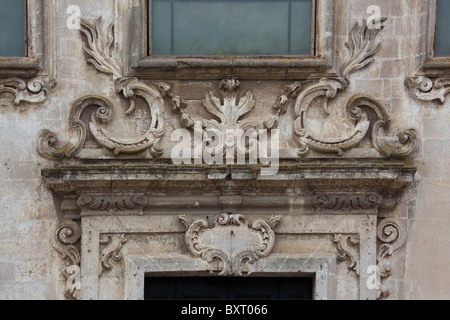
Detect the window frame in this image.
<box><xmin>0</xmin><ymin>0</ymin><xmax>45</xmax><ymax>77</ymax></box>
<box><xmin>417</xmin><ymin>0</ymin><xmax>450</xmax><ymax>75</ymax></box>
<box><xmin>125</xmin><ymin>0</ymin><xmax>340</xmax><ymax>80</ymax></box>
<box><xmin>148</xmin><ymin>0</ymin><xmax>316</xmax><ymax>58</ymax></box>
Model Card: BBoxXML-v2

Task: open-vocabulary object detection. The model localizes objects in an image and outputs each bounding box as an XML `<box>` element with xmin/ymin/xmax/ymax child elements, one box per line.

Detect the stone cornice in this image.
<box><xmin>42</xmin><ymin>160</ymin><xmax>415</xmax><ymax>188</ymax></box>
<box><xmin>41</xmin><ymin>160</ymin><xmax>416</xmax><ymax>218</ymax></box>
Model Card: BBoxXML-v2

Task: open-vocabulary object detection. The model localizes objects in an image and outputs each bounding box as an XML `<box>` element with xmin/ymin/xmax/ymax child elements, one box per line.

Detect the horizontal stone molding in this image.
<box><xmin>41</xmin><ymin>161</ymin><xmax>415</xmax><ymax>218</ymax></box>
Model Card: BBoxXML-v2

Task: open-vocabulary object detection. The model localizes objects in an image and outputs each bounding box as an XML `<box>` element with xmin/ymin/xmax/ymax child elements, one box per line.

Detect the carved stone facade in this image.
<box><xmin>0</xmin><ymin>0</ymin><xmax>449</xmax><ymax>301</ymax></box>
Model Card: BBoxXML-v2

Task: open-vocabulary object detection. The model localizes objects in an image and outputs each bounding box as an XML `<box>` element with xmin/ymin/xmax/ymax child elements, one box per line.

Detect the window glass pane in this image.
<box><xmin>151</xmin><ymin>0</ymin><xmax>313</xmax><ymax>56</ymax></box>
<box><xmin>0</xmin><ymin>0</ymin><xmax>26</xmax><ymax>57</ymax></box>
<box><xmin>435</xmin><ymin>0</ymin><xmax>450</xmax><ymax>57</ymax></box>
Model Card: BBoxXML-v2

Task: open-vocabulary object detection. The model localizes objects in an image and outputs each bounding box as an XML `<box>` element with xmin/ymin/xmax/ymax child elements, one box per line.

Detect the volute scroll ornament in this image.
<box><xmin>50</xmin><ymin>220</ymin><xmax>82</xmax><ymax>300</ymax></box>
<box><xmin>179</xmin><ymin>213</ymin><xmax>281</xmax><ymax>276</ymax></box>
<box><xmin>405</xmin><ymin>76</ymin><xmax>450</xmax><ymax>104</ymax></box>
<box><xmin>265</xmin><ymin>18</ymin><xmax>417</xmax><ymax>159</ymax></box>
<box><xmin>37</xmin><ymin>17</ymin><xmax>167</xmax><ymax>159</ymax></box>
<box><xmin>332</xmin><ymin>234</ymin><xmax>360</xmax><ymax>276</ymax></box>
<box><xmin>0</xmin><ymin>77</ymin><xmax>56</xmax><ymax>106</ymax></box>
<box><xmin>376</xmin><ymin>218</ymin><xmax>407</xmax><ymax>300</ymax></box>
<box><xmin>99</xmin><ymin>234</ymin><xmax>128</xmax><ymax>277</ymax></box>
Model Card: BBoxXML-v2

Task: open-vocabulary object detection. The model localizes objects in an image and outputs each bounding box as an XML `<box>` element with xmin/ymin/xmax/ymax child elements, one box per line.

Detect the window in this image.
<box><xmin>435</xmin><ymin>0</ymin><xmax>450</xmax><ymax>57</ymax></box>
<box><xmin>126</xmin><ymin>0</ymin><xmax>340</xmax><ymax>80</ymax></box>
<box><xmin>0</xmin><ymin>0</ymin><xmax>26</xmax><ymax>57</ymax></box>
<box><xmin>415</xmin><ymin>0</ymin><xmax>450</xmax><ymax>74</ymax></box>
<box><xmin>150</xmin><ymin>0</ymin><xmax>314</xmax><ymax>56</ymax></box>
<box><xmin>0</xmin><ymin>0</ymin><xmax>44</xmax><ymax>77</ymax></box>
<box><xmin>144</xmin><ymin>277</ymin><xmax>313</xmax><ymax>300</ymax></box>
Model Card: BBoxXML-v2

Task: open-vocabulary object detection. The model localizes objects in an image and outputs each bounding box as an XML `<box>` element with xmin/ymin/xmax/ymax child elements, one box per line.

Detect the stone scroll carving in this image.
<box><xmin>264</xmin><ymin>18</ymin><xmax>417</xmax><ymax>159</ymax></box>
<box><xmin>314</xmin><ymin>194</ymin><xmax>383</xmax><ymax>214</ymax></box>
<box><xmin>179</xmin><ymin>213</ymin><xmax>280</xmax><ymax>276</ymax></box>
<box><xmin>332</xmin><ymin>234</ymin><xmax>360</xmax><ymax>276</ymax></box>
<box><xmin>99</xmin><ymin>234</ymin><xmax>127</xmax><ymax>277</ymax></box>
<box><xmin>50</xmin><ymin>220</ymin><xmax>82</xmax><ymax>300</ymax></box>
<box><xmin>37</xmin><ymin>84</ymin><xmax>166</xmax><ymax>159</ymax></box>
<box><xmin>376</xmin><ymin>218</ymin><xmax>407</xmax><ymax>300</ymax></box>
<box><xmin>77</xmin><ymin>195</ymin><xmax>148</xmax><ymax>215</ymax></box>
<box><xmin>0</xmin><ymin>77</ymin><xmax>56</xmax><ymax>106</ymax></box>
<box><xmin>37</xmin><ymin>18</ymin><xmax>167</xmax><ymax>159</ymax></box>
<box><xmin>405</xmin><ymin>76</ymin><xmax>450</xmax><ymax>104</ymax></box>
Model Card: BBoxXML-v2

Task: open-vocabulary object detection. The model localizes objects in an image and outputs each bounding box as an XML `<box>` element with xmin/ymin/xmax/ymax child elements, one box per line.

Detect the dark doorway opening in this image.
<box><xmin>144</xmin><ymin>277</ymin><xmax>313</xmax><ymax>300</ymax></box>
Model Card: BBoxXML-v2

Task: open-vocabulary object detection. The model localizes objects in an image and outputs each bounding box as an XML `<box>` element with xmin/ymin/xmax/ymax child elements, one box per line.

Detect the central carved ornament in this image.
<box><xmin>179</xmin><ymin>213</ymin><xmax>280</xmax><ymax>276</ymax></box>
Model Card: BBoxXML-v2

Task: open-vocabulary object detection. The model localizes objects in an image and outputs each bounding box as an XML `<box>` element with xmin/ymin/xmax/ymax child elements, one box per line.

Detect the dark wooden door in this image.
<box><xmin>144</xmin><ymin>277</ymin><xmax>313</xmax><ymax>300</ymax></box>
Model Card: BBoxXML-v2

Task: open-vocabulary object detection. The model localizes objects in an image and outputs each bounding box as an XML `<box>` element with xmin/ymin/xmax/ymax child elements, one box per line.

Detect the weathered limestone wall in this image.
<box><xmin>0</xmin><ymin>0</ymin><xmax>449</xmax><ymax>300</ymax></box>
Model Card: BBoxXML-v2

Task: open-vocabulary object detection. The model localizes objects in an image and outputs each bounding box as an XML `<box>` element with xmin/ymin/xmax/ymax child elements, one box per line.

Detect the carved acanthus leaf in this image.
<box><xmin>202</xmin><ymin>79</ymin><xmax>258</xmax><ymax>132</ymax></box>
<box><xmin>405</xmin><ymin>76</ymin><xmax>450</xmax><ymax>104</ymax></box>
<box><xmin>99</xmin><ymin>234</ymin><xmax>127</xmax><ymax>276</ymax></box>
<box><xmin>50</xmin><ymin>220</ymin><xmax>81</xmax><ymax>300</ymax></box>
<box><xmin>332</xmin><ymin>234</ymin><xmax>360</xmax><ymax>276</ymax></box>
<box><xmin>79</xmin><ymin>17</ymin><xmax>122</xmax><ymax>79</ymax></box>
<box><xmin>180</xmin><ymin>213</ymin><xmax>280</xmax><ymax>276</ymax></box>
<box><xmin>0</xmin><ymin>77</ymin><xmax>56</xmax><ymax>105</ymax></box>
<box><xmin>340</xmin><ymin>18</ymin><xmax>387</xmax><ymax>79</ymax></box>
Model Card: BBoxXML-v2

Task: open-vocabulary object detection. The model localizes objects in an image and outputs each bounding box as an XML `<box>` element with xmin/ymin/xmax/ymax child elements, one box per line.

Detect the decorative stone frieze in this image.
<box><xmin>36</xmin><ymin>16</ymin><xmax>418</xmax><ymax>161</ymax></box>
<box><xmin>179</xmin><ymin>213</ymin><xmax>280</xmax><ymax>276</ymax></box>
